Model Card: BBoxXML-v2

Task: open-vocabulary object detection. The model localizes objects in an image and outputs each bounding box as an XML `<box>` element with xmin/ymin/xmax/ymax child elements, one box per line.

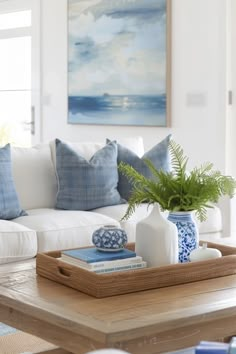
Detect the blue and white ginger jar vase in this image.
<box><xmin>167</xmin><ymin>211</ymin><xmax>199</xmax><ymax>263</ymax></box>
<box><xmin>92</xmin><ymin>224</ymin><xmax>128</xmax><ymax>252</ymax></box>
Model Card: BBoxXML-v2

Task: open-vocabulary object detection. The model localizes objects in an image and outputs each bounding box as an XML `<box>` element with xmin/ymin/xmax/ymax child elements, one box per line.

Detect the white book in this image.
<box><xmin>94</xmin><ymin>261</ymin><xmax>147</xmax><ymax>274</ymax></box>
<box><xmin>59</xmin><ymin>258</ymin><xmax>147</xmax><ymax>273</ymax></box>
<box><xmin>60</xmin><ymin>254</ymin><xmax>143</xmax><ymax>270</ymax></box>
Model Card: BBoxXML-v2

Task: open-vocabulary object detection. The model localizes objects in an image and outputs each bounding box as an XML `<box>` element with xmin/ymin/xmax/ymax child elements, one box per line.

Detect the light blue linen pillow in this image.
<box><xmin>55</xmin><ymin>139</ymin><xmax>123</xmax><ymax>210</ymax></box>
<box><xmin>0</xmin><ymin>144</ymin><xmax>26</xmax><ymax>219</ymax></box>
<box><xmin>108</xmin><ymin>135</ymin><xmax>172</xmax><ymax>201</ymax></box>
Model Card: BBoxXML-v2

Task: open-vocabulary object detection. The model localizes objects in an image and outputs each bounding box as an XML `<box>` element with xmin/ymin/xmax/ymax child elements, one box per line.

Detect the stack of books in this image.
<box><xmin>60</xmin><ymin>247</ymin><xmax>147</xmax><ymax>274</ymax></box>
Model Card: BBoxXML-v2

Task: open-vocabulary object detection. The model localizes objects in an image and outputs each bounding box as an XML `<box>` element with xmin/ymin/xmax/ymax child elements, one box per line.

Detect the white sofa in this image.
<box><xmin>0</xmin><ymin>137</ymin><xmax>223</xmax><ymax>265</ymax></box>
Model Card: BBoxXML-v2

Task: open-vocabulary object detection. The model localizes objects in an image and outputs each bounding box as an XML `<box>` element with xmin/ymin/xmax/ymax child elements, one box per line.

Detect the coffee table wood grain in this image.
<box><xmin>0</xmin><ymin>259</ymin><xmax>236</xmax><ymax>354</ymax></box>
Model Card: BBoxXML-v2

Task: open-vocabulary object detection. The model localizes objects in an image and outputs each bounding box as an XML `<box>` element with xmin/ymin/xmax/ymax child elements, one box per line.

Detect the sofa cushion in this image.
<box><xmin>13</xmin><ymin>208</ymin><xmax>121</xmax><ymax>252</ymax></box>
<box><xmin>0</xmin><ymin>144</ymin><xmax>26</xmax><ymax>220</ymax></box>
<box><xmin>108</xmin><ymin>135</ymin><xmax>171</xmax><ymax>201</ymax></box>
<box><xmin>0</xmin><ymin>220</ymin><xmax>37</xmax><ymax>264</ymax></box>
<box><xmin>105</xmin><ymin>136</ymin><xmax>144</xmax><ymax>158</ymax></box>
<box><xmin>195</xmin><ymin>206</ymin><xmax>222</xmax><ymax>234</ymax></box>
<box><xmin>11</xmin><ymin>144</ymin><xmax>57</xmax><ymax>210</ymax></box>
<box><xmin>55</xmin><ymin>139</ymin><xmax>123</xmax><ymax>211</ymax></box>
<box><xmin>50</xmin><ymin>140</ymin><xmax>104</xmax><ymax>168</ymax></box>
<box><xmin>50</xmin><ymin>136</ymin><xmax>144</xmax><ymax>167</ymax></box>
<box><xmin>94</xmin><ymin>204</ymin><xmax>152</xmax><ymax>242</ymax></box>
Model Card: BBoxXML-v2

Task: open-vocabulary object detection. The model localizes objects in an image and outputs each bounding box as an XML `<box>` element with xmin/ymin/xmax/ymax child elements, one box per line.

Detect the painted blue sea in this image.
<box><xmin>68</xmin><ymin>94</ymin><xmax>166</xmax><ymax>126</ymax></box>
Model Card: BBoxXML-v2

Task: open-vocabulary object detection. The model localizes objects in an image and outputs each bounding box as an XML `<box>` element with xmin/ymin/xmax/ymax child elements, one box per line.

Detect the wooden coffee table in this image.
<box><xmin>1</xmin><ymin>259</ymin><xmax>236</xmax><ymax>354</ymax></box>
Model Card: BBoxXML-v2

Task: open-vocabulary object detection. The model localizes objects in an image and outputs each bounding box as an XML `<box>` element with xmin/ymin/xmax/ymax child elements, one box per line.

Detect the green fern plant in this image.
<box><xmin>119</xmin><ymin>140</ymin><xmax>236</xmax><ymax>222</ymax></box>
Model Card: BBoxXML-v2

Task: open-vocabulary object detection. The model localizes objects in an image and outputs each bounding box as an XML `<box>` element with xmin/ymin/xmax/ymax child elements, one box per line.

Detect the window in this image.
<box><xmin>0</xmin><ymin>0</ymin><xmax>40</xmax><ymax>147</ymax></box>
<box><xmin>0</xmin><ymin>10</ymin><xmax>31</xmax><ymax>30</ymax></box>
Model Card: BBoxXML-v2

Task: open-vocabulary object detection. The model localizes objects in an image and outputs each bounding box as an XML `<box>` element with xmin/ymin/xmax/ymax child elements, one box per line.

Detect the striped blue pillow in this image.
<box><xmin>110</xmin><ymin>135</ymin><xmax>172</xmax><ymax>201</ymax></box>
<box><xmin>55</xmin><ymin>139</ymin><xmax>123</xmax><ymax>210</ymax></box>
<box><xmin>0</xmin><ymin>144</ymin><xmax>26</xmax><ymax>219</ymax></box>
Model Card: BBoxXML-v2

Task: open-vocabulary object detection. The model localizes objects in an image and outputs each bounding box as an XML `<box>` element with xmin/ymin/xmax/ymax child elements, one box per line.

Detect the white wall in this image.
<box><xmin>41</xmin><ymin>0</ymin><xmax>228</xmax><ymax>171</ymax></box>
<box><xmin>228</xmin><ymin>0</ymin><xmax>236</xmax><ymax>177</ymax></box>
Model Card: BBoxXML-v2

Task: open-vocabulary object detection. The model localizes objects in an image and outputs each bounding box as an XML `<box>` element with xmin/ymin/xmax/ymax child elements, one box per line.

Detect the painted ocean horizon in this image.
<box><xmin>68</xmin><ymin>94</ymin><xmax>166</xmax><ymax>126</ymax></box>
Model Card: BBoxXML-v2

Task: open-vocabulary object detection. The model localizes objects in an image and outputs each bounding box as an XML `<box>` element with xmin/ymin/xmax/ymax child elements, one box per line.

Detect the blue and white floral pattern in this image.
<box><xmin>168</xmin><ymin>212</ymin><xmax>199</xmax><ymax>263</ymax></box>
<box><xmin>92</xmin><ymin>225</ymin><xmax>128</xmax><ymax>251</ymax></box>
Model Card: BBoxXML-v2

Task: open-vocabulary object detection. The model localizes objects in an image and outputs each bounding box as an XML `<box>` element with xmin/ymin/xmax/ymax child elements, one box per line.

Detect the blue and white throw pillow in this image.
<box><xmin>0</xmin><ymin>144</ymin><xmax>26</xmax><ymax>219</ymax></box>
<box><xmin>107</xmin><ymin>135</ymin><xmax>172</xmax><ymax>201</ymax></box>
<box><xmin>55</xmin><ymin>139</ymin><xmax>124</xmax><ymax>210</ymax></box>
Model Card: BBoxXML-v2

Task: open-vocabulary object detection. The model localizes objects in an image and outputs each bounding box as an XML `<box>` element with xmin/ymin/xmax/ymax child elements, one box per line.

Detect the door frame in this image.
<box><xmin>0</xmin><ymin>0</ymin><xmax>41</xmax><ymax>145</ymax></box>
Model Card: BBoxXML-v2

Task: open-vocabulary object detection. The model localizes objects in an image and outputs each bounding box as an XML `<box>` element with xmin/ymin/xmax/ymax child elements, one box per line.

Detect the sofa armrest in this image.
<box><xmin>194</xmin><ymin>205</ymin><xmax>222</xmax><ymax>235</ymax></box>
<box><xmin>217</xmin><ymin>195</ymin><xmax>236</xmax><ymax>238</ymax></box>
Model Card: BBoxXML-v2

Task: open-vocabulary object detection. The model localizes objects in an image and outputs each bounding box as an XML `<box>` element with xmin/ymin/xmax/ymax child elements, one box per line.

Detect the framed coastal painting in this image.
<box><xmin>68</xmin><ymin>0</ymin><xmax>171</xmax><ymax>127</ymax></box>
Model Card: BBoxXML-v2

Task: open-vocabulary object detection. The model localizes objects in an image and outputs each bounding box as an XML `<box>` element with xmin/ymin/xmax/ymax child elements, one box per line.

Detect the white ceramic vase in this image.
<box><xmin>135</xmin><ymin>203</ymin><xmax>179</xmax><ymax>267</ymax></box>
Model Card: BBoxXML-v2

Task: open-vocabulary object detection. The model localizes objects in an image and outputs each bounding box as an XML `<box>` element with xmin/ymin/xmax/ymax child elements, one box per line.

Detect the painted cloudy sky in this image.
<box><xmin>68</xmin><ymin>0</ymin><xmax>166</xmax><ymax>96</ymax></box>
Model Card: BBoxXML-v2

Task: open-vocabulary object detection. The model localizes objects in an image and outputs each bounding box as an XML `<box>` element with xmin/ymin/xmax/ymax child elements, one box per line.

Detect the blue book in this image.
<box><xmin>61</xmin><ymin>247</ymin><xmax>136</xmax><ymax>263</ymax></box>
<box><xmin>195</xmin><ymin>341</ymin><xmax>229</xmax><ymax>354</ymax></box>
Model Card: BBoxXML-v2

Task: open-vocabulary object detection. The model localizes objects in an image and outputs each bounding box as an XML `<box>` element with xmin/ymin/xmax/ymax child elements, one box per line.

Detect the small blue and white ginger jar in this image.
<box><xmin>167</xmin><ymin>211</ymin><xmax>199</xmax><ymax>263</ymax></box>
<box><xmin>92</xmin><ymin>224</ymin><xmax>128</xmax><ymax>252</ymax></box>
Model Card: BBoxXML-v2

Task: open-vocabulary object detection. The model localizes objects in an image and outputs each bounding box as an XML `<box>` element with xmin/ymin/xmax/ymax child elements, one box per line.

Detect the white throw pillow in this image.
<box><xmin>49</xmin><ymin>136</ymin><xmax>144</xmax><ymax>168</ymax></box>
<box><xmin>50</xmin><ymin>140</ymin><xmax>104</xmax><ymax>168</ymax></box>
<box><xmin>0</xmin><ymin>220</ymin><xmax>37</xmax><ymax>264</ymax></box>
<box><xmin>11</xmin><ymin>144</ymin><xmax>58</xmax><ymax>210</ymax></box>
<box><xmin>107</xmin><ymin>136</ymin><xmax>144</xmax><ymax>157</ymax></box>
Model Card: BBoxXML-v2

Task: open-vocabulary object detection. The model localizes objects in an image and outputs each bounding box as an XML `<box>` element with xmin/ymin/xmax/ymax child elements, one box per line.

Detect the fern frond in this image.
<box><xmin>118</xmin><ymin>162</ymin><xmax>147</xmax><ymax>186</ymax></box>
<box><xmin>193</xmin><ymin>162</ymin><xmax>214</xmax><ymax>177</ymax></box>
<box><xmin>118</xmin><ymin>140</ymin><xmax>236</xmax><ymax>222</ymax></box>
<box><xmin>143</xmin><ymin>158</ymin><xmax>163</xmax><ymax>180</ymax></box>
<box><xmin>169</xmin><ymin>140</ymin><xmax>188</xmax><ymax>178</ymax></box>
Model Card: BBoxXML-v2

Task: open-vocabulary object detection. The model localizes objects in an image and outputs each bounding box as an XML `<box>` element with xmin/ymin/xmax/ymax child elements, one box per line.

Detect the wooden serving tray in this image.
<box><xmin>36</xmin><ymin>241</ymin><xmax>236</xmax><ymax>298</ymax></box>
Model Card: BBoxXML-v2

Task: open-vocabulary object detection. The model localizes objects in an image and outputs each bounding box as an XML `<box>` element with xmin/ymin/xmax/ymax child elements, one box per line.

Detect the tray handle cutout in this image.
<box><xmin>57</xmin><ymin>265</ymin><xmax>72</xmax><ymax>278</ymax></box>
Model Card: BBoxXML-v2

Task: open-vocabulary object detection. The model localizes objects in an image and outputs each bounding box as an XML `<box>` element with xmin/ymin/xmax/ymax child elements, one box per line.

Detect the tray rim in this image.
<box><xmin>36</xmin><ymin>240</ymin><xmax>236</xmax><ymax>297</ymax></box>
<box><xmin>37</xmin><ymin>240</ymin><xmax>236</xmax><ymax>272</ymax></box>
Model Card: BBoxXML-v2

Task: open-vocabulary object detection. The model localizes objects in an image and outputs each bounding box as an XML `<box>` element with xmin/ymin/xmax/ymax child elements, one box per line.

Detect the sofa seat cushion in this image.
<box><xmin>0</xmin><ymin>220</ymin><xmax>37</xmax><ymax>264</ymax></box>
<box><xmin>93</xmin><ymin>204</ymin><xmax>152</xmax><ymax>242</ymax></box>
<box><xmin>13</xmin><ymin>208</ymin><xmax>120</xmax><ymax>252</ymax></box>
<box><xmin>93</xmin><ymin>204</ymin><xmax>223</xmax><ymax>242</ymax></box>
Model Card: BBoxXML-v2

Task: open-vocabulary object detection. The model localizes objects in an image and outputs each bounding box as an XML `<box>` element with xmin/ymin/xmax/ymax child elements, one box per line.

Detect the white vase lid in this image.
<box><xmin>189</xmin><ymin>242</ymin><xmax>222</xmax><ymax>262</ymax></box>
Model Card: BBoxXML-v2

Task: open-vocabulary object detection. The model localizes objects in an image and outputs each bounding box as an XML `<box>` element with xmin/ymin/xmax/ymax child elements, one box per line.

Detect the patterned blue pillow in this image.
<box><xmin>0</xmin><ymin>144</ymin><xmax>26</xmax><ymax>219</ymax></box>
<box><xmin>110</xmin><ymin>135</ymin><xmax>172</xmax><ymax>201</ymax></box>
<box><xmin>55</xmin><ymin>139</ymin><xmax>123</xmax><ymax>210</ymax></box>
